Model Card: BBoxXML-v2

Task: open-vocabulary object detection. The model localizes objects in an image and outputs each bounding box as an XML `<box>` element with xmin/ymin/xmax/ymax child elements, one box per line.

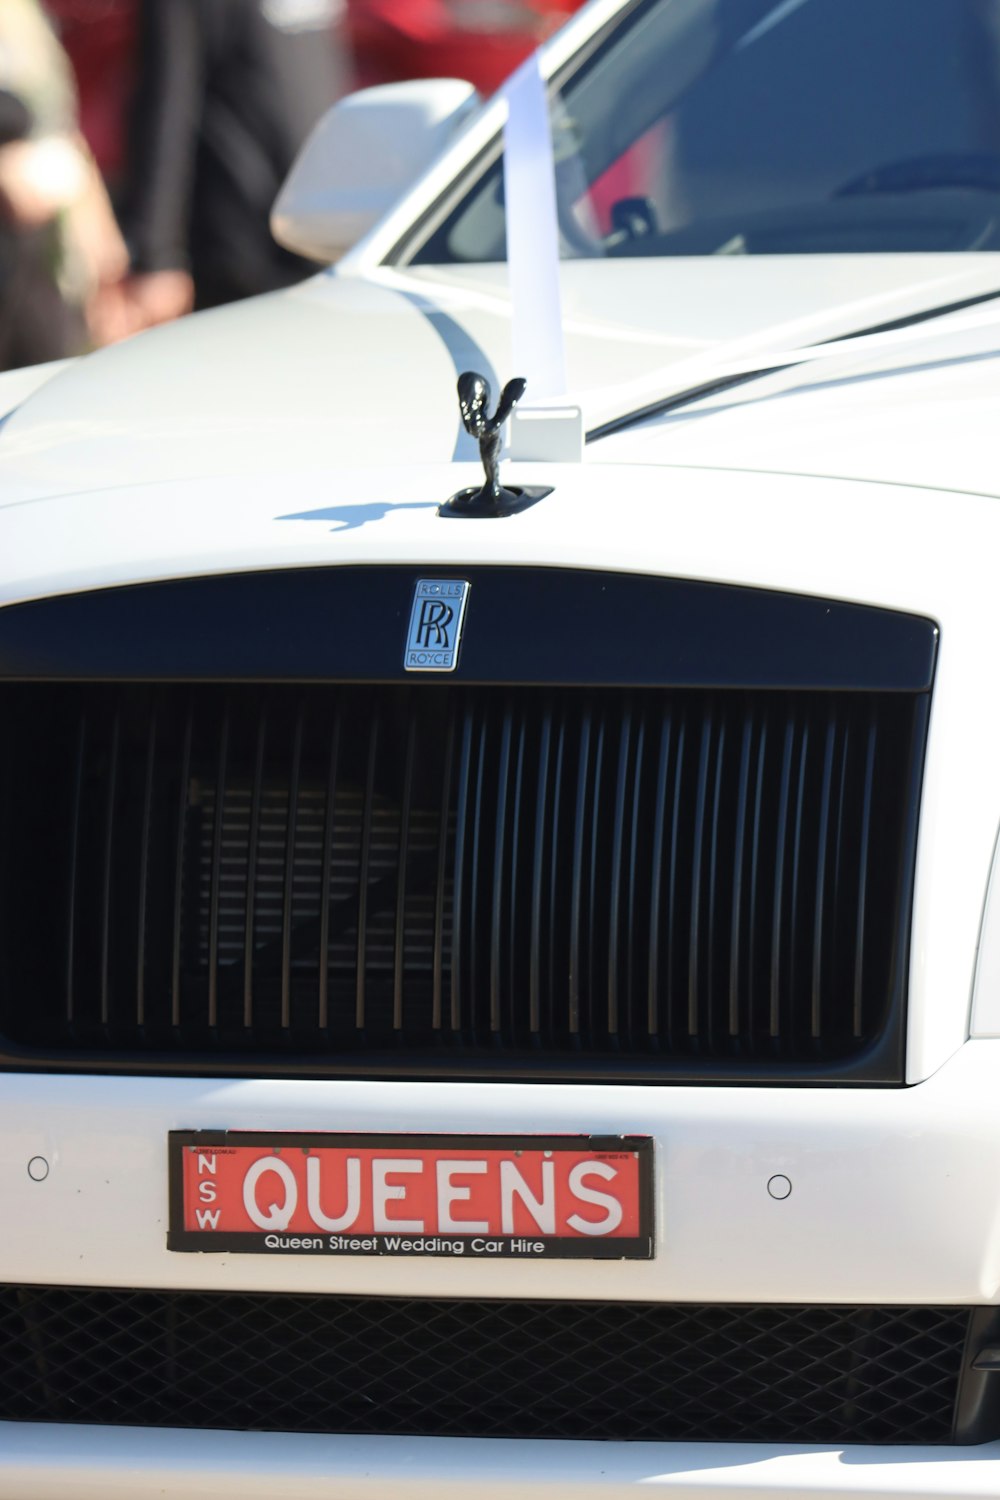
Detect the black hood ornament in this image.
<box><xmin>439</xmin><ymin>371</ymin><xmax>553</xmax><ymax>519</ymax></box>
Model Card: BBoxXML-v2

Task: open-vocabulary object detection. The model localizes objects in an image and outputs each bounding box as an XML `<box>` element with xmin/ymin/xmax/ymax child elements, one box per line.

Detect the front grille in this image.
<box><xmin>0</xmin><ymin>680</ymin><xmax>925</xmax><ymax>1079</ymax></box>
<box><xmin>1</xmin><ymin>678</ymin><xmax>925</xmax><ymax>1079</ymax></box>
<box><xmin>0</xmin><ymin>1287</ymin><xmax>970</xmax><ymax>1443</ymax></box>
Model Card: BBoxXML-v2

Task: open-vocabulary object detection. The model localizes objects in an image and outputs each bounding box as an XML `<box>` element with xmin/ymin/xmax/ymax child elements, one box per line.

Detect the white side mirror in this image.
<box><xmin>272</xmin><ymin>79</ymin><xmax>482</xmax><ymax>264</ymax></box>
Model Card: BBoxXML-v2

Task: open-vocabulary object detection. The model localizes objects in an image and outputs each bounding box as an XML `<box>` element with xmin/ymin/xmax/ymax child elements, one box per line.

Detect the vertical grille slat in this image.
<box><xmin>206</xmin><ymin>706</ymin><xmax>230</xmax><ymax>1030</ymax></box>
<box><xmin>770</xmin><ymin>719</ymin><xmax>796</xmax><ymax>1042</ymax></box>
<box><xmin>728</xmin><ymin>712</ymin><xmax>753</xmax><ymax>1042</ymax></box>
<box><xmin>317</xmin><ymin>715</ymin><xmax>340</xmax><ymax>1032</ymax></box>
<box><xmin>393</xmin><ymin>719</ymin><xmax>416</xmax><ymax>1035</ymax></box>
<box><xmin>586</xmin><ymin>715</ymin><xmax>607</xmax><ymax>1047</ymax></box>
<box><xmin>529</xmin><ymin>707</ymin><xmax>553</xmax><ymax>1039</ymax></box>
<box><xmin>665</xmin><ymin>714</ymin><xmax>687</xmax><ymax>1054</ymax></box>
<box><xmin>624</xmin><ymin>711</ymin><xmax>646</xmax><ymax>1052</ymax></box>
<box><xmin>688</xmin><ymin>713</ymin><xmax>713</xmax><ymax>1045</ymax></box>
<box><xmin>705</xmin><ymin>717</ymin><xmax>726</xmax><ymax>1053</ymax></box>
<box><xmin>64</xmin><ymin>714</ymin><xmax>86</xmax><ymax>1026</ymax></box>
<box><xmin>135</xmin><ymin>709</ymin><xmax>157</xmax><ymax>1028</ymax></box>
<box><xmin>489</xmin><ymin>706</ymin><xmax>513</xmax><ymax>1037</ymax></box>
<box><xmin>99</xmin><ymin>709</ymin><xmax>120</xmax><ymax>1029</ymax></box>
<box><xmin>2</xmin><ymin>680</ymin><xmax>927</xmax><ymax>1081</ymax></box>
<box><xmin>854</xmin><ymin>714</ymin><xmax>879</xmax><ymax>1040</ymax></box>
<box><xmin>747</xmin><ymin>719</ymin><xmax>768</xmax><ymax>1055</ymax></box>
<box><xmin>468</xmin><ymin>716</ymin><xmax>489</xmax><ymax>1045</ymax></box>
<box><xmin>507</xmin><ymin>716</ymin><xmax>527</xmax><ymax>1045</ymax></box>
<box><xmin>432</xmin><ymin>711</ymin><xmax>455</xmax><ymax>1033</ymax></box>
<box><xmin>607</xmin><ymin>708</ymin><xmax>632</xmax><ymax>1043</ymax></box>
<box><xmin>354</xmin><ymin>713</ymin><xmax>378</xmax><ymax>1034</ymax></box>
<box><xmin>243</xmin><ymin>710</ymin><xmax>267</xmax><ymax>1032</ymax></box>
<box><xmin>787</xmin><ymin>723</ymin><xmax>810</xmax><ymax>1046</ymax></box>
<box><xmin>170</xmin><ymin>704</ymin><xmax>194</xmax><ymax>1029</ymax></box>
<box><xmin>832</xmin><ymin>715</ymin><xmax>852</xmax><ymax>931</ymax></box>
<box><xmin>646</xmin><ymin>709</ymin><xmax>672</xmax><ymax>1043</ymax></box>
<box><xmin>546</xmin><ymin>714</ymin><xmax>566</xmax><ymax>1046</ymax></box>
<box><xmin>568</xmin><ymin>709</ymin><xmax>592</xmax><ymax>1040</ymax></box>
<box><xmin>282</xmin><ymin>704</ymin><xmax>304</xmax><ymax>1033</ymax></box>
<box><xmin>811</xmin><ymin>717</ymin><xmax>837</xmax><ymax>1041</ymax></box>
<box><xmin>451</xmin><ymin>705</ymin><xmax>475</xmax><ymax>1039</ymax></box>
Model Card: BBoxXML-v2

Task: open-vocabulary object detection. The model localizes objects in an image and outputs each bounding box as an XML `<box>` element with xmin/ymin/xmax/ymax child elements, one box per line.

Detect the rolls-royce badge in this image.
<box><xmin>404</xmin><ymin>579</ymin><xmax>471</xmax><ymax>672</ymax></box>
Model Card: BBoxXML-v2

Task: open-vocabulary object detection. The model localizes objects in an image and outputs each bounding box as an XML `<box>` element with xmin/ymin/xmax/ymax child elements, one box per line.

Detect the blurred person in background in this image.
<box><xmin>0</xmin><ymin>0</ymin><xmax>128</xmax><ymax>368</ymax></box>
<box><xmin>118</xmin><ymin>0</ymin><xmax>348</xmax><ymax>330</ymax></box>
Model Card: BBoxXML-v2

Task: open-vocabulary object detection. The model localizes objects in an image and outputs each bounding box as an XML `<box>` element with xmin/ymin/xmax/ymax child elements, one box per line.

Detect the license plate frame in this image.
<box><xmin>168</xmin><ymin>1130</ymin><xmax>654</xmax><ymax>1259</ymax></box>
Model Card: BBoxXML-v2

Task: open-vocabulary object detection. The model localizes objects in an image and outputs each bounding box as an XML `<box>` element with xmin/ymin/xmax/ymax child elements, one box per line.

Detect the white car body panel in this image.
<box><xmin>2</xmin><ymin>1427</ymin><xmax>1000</xmax><ymax>1500</ymax></box>
<box><xmin>0</xmin><ymin>361</ymin><xmax>73</xmax><ymax>424</ymax></box>
<box><xmin>972</xmin><ymin>832</ymin><xmax>1000</xmax><ymax>1036</ymax></box>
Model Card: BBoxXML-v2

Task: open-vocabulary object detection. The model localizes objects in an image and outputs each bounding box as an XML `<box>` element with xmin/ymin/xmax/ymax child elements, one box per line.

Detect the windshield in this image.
<box><xmin>405</xmin><ymin>0</ymin><xmax>1000</xmax><ymax>264</ymax></box>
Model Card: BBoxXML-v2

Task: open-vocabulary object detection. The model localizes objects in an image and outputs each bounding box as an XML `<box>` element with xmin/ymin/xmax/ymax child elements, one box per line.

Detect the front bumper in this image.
<box><xmin>3</xmin><ymin>1040</ymin><xmax>1000</xmax><ymax>1496</ymax></box>
<box><xmin>2</xmin><ymin>1427</ymin><xmax>1000</xmax><ymax>1500</ymax></box>
<box><xmin>3</xmin><ymin>1039</ymin><xmax>1000</xmax><ymax>1301</ymax></box>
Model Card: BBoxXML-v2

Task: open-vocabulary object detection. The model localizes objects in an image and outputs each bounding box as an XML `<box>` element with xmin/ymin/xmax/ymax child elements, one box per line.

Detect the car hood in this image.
<box><xmin>2</xmin><ymin>252</ymin><xmax>1000</xmax><ymax>513</ymax></box>
<box><xmin>590</xmin><ymin>295</ymin><xmax>1000</xmax><ymax>498</ymax></box>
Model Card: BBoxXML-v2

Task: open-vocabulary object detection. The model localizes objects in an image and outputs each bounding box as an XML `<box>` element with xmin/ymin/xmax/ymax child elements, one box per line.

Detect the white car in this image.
<box><xmin>4</xmin><ymin>0</ymin><xmax>1000</xmax><ymax>1496</ymax></box>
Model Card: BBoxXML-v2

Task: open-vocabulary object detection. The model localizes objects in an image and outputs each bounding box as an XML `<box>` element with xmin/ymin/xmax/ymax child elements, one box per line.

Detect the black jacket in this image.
<box><xmin>124</xmin><ymin>0</ymin><xmax>339</xmax><ymax>305</ymax></box>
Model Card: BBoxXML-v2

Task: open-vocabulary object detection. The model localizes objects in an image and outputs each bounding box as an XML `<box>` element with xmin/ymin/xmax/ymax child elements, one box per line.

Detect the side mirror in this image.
<box><xmin>271</xmin><ymin>78</ymin><xmax>482</xmax><ymax>264</ymax></box>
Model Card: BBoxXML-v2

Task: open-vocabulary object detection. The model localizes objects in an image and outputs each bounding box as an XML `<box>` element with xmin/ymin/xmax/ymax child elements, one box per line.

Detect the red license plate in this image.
<box><xmin>168</xmin><ymin>1132</ymin><xmax>654</xmax><ymax>1258</ymax></box>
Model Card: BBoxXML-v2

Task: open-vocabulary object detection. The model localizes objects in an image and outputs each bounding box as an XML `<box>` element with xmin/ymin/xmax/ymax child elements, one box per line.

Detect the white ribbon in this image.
<box><xmin>502</xmin><ymin>51</ymin><xmax>568</xmax><ymax>400</ymax></box>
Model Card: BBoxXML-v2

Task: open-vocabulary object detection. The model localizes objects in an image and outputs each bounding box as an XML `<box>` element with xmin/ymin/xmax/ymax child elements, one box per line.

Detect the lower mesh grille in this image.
<box><xmin>0</xmin><ymin>1287</ymin><xmax>969</xmax><ymax>1443</ymax></box>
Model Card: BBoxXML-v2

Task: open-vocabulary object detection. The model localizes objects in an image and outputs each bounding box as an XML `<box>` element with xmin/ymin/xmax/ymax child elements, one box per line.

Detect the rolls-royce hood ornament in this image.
<box><xmin>439</xmin><ymin>370</ymin><xmax>552</xmax><ymax>518</ymax></box>
<box><xmin>459</xmin><ymin>371</ymin><xmax>526</xmax><ymax>501</ymax></box>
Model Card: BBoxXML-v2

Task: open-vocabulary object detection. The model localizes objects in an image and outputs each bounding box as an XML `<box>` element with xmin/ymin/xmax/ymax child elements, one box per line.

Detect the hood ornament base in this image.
<box><xmin>439</xmin><ymin>482</ymin><xmax>554</xmax><ymax>519</ymax></box>
<box><xmin>439</xmin><ymin>371</ymin><xmax>553</xmax><ymax>519</ymax></box>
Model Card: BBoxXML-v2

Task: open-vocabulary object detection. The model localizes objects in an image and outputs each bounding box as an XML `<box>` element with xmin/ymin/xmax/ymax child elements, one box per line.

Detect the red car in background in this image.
<box><xmin>346</xmin><ymin>0</ymin><xmax>586</xmax><ymax>95</ymax></box>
